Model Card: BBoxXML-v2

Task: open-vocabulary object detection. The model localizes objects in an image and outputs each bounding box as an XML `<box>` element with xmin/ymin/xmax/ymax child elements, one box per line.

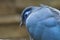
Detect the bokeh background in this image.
<box><xmin>0</xmin><ymin>0</ymin><xmax>60</xmax><ymax>40</ymax></box>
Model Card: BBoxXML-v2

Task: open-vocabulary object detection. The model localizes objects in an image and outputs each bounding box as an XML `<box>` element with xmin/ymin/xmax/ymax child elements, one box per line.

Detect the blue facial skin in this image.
<box><xmin>21</xmin><ymin>5</ymin><xmax>60</xmax><ymax>40</ymax></box>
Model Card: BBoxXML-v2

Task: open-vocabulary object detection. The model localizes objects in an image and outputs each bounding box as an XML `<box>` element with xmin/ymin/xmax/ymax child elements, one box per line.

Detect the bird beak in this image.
<box><xmin>19</xmin><ymin>18</ymin><xmax>23</xmax><ymax>31</ymax></box>
<box><xmin>20</xmin><ymin>17</ymin><xmax>23</xmax><ymax>27</ymax></box>
<box><xmin>20</xmin><ymin>21</ymin><xmax>22</xmax><ymax>27</ymax></box>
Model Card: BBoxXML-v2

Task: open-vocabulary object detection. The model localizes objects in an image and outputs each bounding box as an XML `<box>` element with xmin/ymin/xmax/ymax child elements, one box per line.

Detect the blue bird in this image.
<box><xmin>20</xmin><ymin>4</ymin><xmax>60</xmax><ymax>40</ymax></box>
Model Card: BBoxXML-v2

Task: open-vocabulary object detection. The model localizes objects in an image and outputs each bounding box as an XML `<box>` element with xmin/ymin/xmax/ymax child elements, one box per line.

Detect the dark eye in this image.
<box><xmin>25</xmin><ymin>11</ymin><xmax>31</xmax><ymax>17</ymax></box>
<box><xmin>24</xmin><ymin>14</ymin><xmax>27</xmax><ymax>18</ymax></box>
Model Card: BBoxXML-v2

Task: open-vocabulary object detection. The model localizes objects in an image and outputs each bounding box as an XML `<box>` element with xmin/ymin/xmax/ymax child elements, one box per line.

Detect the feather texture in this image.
<box><xmin>21</xmin><ymin>4</ymin><xmax>60</xmax><ymax>40</ymax></box>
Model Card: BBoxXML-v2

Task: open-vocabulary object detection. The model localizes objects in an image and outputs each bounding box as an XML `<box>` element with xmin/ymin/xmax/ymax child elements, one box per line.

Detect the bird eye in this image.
<box><xmin>25</xmin><ymin>11</ymin><xmax>31</xmax><ymax>17</ymax></box>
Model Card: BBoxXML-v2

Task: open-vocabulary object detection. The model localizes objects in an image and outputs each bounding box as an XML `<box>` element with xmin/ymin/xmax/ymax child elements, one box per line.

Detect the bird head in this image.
<box><xmin>20</xmin><ymin>6</ymin><xmax>40</xmax><ymax>27</ymax></box>
<box><xmin>20</xmin><ymin>4</ymin><xmax>60</xmax><ymax>27</ymax></box>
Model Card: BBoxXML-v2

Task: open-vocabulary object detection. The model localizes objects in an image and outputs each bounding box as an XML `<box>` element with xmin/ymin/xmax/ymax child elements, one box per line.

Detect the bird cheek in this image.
<box><xmin>41</xmin><ymin>17</ymin><xmax>57</xmax><ymax>27</ymax></box>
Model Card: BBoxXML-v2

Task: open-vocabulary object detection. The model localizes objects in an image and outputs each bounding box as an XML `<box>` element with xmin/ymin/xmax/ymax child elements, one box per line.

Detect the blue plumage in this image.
<box><xmin>20</xmin><ymin>4</ymin><xmax>60</xmax><ymax>40</ymax></box>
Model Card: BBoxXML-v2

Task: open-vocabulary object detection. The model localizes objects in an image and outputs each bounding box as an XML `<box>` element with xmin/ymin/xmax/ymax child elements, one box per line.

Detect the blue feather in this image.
<box><xmin>21</xmin><ymin>4</ymin><xmax>60</xmax><ymax>40</ymax></box>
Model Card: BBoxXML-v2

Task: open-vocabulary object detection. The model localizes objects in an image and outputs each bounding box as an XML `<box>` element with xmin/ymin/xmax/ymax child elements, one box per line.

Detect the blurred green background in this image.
<box><xmin>0</xmin><ymin>0</ymin><xmax>60</xmax><ymax>40</ymax></box>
